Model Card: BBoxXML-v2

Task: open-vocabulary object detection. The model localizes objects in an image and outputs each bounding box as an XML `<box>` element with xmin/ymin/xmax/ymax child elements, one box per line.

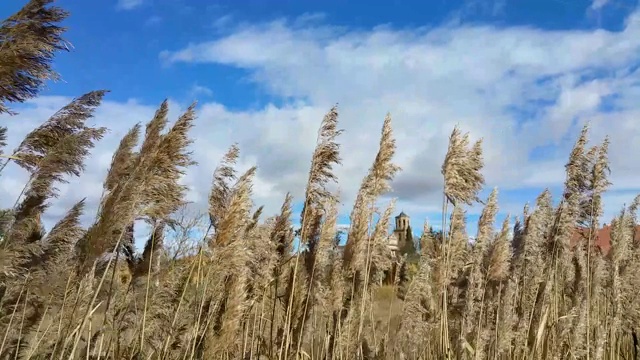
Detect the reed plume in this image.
<box><xmin>208</xmin><ymin>144</ymin><xmax>240</xmax><ymax>234</ymax></box>
<box><xmin>0</xmin><ymin>0</ymin><xmax>69</xmax><ymax>115</ymax></box>
<box><xmin>0</xmin><ymin>91</ymin><xmax>106</xmax><ymax>297</ymax></box>
<box><xmin>284</xmin><ymin>105</ymin><xmax>343</xmax><ymax>356</ymax></box>
<box><xmin>437</xmin><ymin>125</ymin><xmax>485</xmax><ymax>358</ymax></box>
<box><xmin>0</xmin><ymin>128</ymin><xmax>7</xmax><ymax>156</ymax></box>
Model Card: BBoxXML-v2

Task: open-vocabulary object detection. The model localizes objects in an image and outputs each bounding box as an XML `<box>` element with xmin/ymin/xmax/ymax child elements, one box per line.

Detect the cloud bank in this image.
<box><xmin>4</xmin><ymin>7</ymin><xmax>640</xmax><ymax>245</ymax></box>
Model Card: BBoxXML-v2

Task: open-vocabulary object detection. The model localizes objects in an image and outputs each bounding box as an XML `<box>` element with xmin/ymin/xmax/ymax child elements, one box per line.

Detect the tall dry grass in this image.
<box><xmin>1</xmin><ymin>1</ymin><xmax>640</xmax><ymax>359</ymax></box>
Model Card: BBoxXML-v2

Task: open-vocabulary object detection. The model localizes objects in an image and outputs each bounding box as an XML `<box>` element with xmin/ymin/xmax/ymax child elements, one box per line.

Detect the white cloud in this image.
<box><xmin>591</xmin><ymin>0</ymin><xmax>610</xmax><ymax>10</ymax></box>
<box><xmin>116</xmin><ymin>0</ymin><xmax>144</xmax><ymax>11</ymax></box>
<box><xmin>160</xmin><ymin>11</ymin><xmax>640</xmax><ymax>222</ymax></box>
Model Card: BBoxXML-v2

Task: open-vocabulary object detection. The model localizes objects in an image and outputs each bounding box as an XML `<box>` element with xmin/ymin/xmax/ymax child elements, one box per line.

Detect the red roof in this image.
<box><xmin>570</xmin><ymin>224</ymin><xmax>640</xmax><ymax>255</ymax></box>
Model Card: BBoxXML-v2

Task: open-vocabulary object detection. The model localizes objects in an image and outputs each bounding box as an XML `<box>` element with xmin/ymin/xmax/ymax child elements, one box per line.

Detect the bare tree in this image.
<box><xmin>164</xmin><ymin>205</ymin><xmax>208</xmax><ymax>261</ymax></box>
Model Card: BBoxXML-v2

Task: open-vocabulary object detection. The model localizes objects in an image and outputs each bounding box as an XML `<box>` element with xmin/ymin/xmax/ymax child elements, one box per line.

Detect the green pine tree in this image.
<box><xmin>401</xmin><ymin>224</ymin><xmax>416</xmax><ymax>256</ymax></box>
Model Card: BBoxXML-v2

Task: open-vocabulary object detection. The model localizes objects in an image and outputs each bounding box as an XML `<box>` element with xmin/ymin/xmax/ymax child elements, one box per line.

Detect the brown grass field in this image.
<box><xmin>1</xmin><ymin>1</ymin><xmax>640</xmax><ymax>359</ymax></box>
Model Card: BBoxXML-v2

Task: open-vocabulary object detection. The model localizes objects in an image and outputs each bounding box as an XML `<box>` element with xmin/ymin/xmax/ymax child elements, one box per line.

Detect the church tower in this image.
<box><xmin>394</xmin><ymin>211</ymin><xmax>410</xmax><ymax>250</ymax></box>
<box><xmin>384</xmin><ymin>211</ymin><xmax>413</xmax><ymax>285</ymax></box>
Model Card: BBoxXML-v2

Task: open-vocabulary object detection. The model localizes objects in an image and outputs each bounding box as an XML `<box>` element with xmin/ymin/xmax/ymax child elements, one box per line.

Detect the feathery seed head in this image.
<box><xmin>441</xmin><ymin>125</ymin><xmax>485</xmax><ymax>206</ymax></box>
<box><xmin>486</xmin><ymin>215</ymin><xmax>512</xmax><ymax>282</ymax></box>
<box><xmin>0</xmin><ymin>0</ymin><xmax>70</xmax><ymax>114</ymax></box>
<box><xmin>209</xmin><ymin>143</ymin><xmax>241</xmax><ymax>231</ymax></box>
<box><xmin>104</xmin><ymin>123</ymin><xmax>141</xmax><ymax>192</ymax></box>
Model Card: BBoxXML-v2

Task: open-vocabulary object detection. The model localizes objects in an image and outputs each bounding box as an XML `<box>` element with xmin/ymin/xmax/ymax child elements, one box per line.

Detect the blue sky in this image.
<box><xmin>2</xmin><ymin>0</ymin><xmax>640</xmax><ymax>248</ymax></box>
<box><xmin>3</xmin><ymin>0</ymin><xmax>632</xmax><ymax>103</ymax></box>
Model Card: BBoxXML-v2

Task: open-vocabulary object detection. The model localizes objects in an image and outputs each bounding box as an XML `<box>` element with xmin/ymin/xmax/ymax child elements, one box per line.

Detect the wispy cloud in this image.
<box><xmin>144</xmin><ymin>15</ymin><xmax>162</xmax><ymax>27</ymax></box>
<box><xmin>189</xmin><ymin>84</ymin><xmax>214</xmax><ymax>98</ymax></box>
<box><xmin>116</xmin><ymin>0</ymin><xmax>144</xmax><ymax>11</ymax></box>
<box><xmin>591</xmin><ymin>0</ymin><xmax>611</xmax><ymax>10</ymax></box>
<box><xmin>212</xmin><ymin>14</ymin><xmax>235</xmax><ymax>30</ymax></box>
<box><xmin>160</xmin><ymin>11</ymin><xmax>640</xmax><ymax>223</ymax></box>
